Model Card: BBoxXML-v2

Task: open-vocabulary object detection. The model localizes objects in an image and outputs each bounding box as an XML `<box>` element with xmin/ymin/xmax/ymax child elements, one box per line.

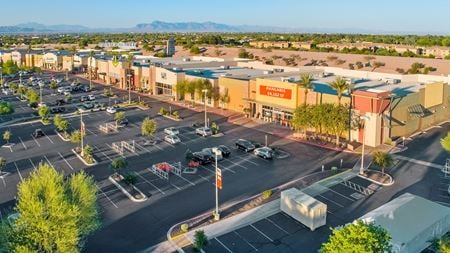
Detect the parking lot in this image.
<box><xmin>190</xmin><ymin>175</ymin><xmax>380</xmax><ymax>253</ymax></box>
<box><xmin>0</xmin><ymin>71</ymin><xmax>359</xmax><ymax>252</ymax></box>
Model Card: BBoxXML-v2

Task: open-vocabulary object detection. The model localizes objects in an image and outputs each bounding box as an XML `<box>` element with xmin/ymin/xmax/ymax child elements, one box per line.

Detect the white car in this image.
<box><xmin>2</xmin><ymin>89</ymin><xmax>12</xmax><ymax>95</ymax></box>
<box><xmin>164</xmin><ymin>134</ymin><xmax>181</xmax><ymax>144</ymax></box>
<box><xmin>164</xmin><ymin>127</ymin><xmax>179</xmax><ymax>136</ymax></box>
<box><xmin>106</xmin><ymin>106</ymin><xmax>117</xmax><ymax>114</ymax></box>
<box><xmin>253</xmin><ymin>147</ymin><xmax>274</xmax><ymax>159</ymax></box>
<box><xmin>195</xmin><ymin>127</ymin><xmax>212</xmax><ymax>137</ymax></box>
<box><xmin>88</xmin><ymin>95</ymin><xmax>96</xmax><ymax>101</ymax></box>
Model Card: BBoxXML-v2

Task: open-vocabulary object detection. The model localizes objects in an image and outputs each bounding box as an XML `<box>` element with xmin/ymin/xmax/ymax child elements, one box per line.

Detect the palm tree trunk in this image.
<box><xmin>304</xmin><ymin>90</ymin><xmax>308</xmax><ymax>105</ymax></box>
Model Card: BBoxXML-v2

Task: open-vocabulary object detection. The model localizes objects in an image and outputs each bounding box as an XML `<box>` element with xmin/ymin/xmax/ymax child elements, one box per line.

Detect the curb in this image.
<box><xmin>357</xmin><ymin>169</ymin><xmax>395</xmax><ymax>186</ymax></box>
<box><xmin>55</xmin><ymin>130</ymin><xmax>70</xmax><ymax>142</ymax></box>
<box><xmin>158</xmin><ymin>113</ymin><xmax>182</xmax><ymax>122</ymax></box>
<box><xmin>108</xmin><ymin>175</ymin><xmax>148</xmax><ymax>202</ymax></box>
<box><xmin>71</xmin><ymin>149</ymin><xmax>98</xmax><ymax>166</ymax></box>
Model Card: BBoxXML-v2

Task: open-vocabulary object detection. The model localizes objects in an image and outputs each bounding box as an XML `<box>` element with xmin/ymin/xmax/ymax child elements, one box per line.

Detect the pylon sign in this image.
<box><xmin>216</xmin><ymin>168</ymin><xmax>222</xmax><ymax>190</ymax></box>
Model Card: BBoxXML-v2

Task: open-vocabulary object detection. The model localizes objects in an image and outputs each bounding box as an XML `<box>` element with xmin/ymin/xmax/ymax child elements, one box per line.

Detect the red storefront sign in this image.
<box><xmin>260</xmin><ymin>85</ymin><xmax>292</xmax><ymax>99</ymax></box>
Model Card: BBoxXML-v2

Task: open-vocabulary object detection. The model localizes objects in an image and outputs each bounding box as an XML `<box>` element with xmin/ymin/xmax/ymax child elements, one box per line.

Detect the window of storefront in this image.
<box><xmin>156</xmin><ymin>83</ymin><xmax>173</xmax><ymax>96</ymax></box>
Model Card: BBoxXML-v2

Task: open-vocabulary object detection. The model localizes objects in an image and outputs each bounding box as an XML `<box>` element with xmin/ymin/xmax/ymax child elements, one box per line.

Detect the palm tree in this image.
<box><xmin>88</xmin><ymin>51</ymin><xmax>95</xmax><ymax>90</ymax></box>
<box><xmin>0</xmin><ymin>157</ymin><xmax>6</xmax><ymax>177</ymax></box>
<box><xmin>298</xmin><ymin>74</ymin><xmax>313</xmax><ymax>105</ymax></box>
<box><xmin>372</xmin><ymin>151</ymin><xmax>393</xmax><ymax>175</ymax></box>
<box><xmin>328</xmin><ymin>76</ymin><xmax>349</xmax><ymax>105</ymax></box>
<box><xmin>441</xmin><ymin>132</ymin><xmax>450</xmax><ymax>153</ymax></box>
<box><xmin>69</xmin><ymin>46</ymin><xmax>77</xmax><ymax>73</ymax></box>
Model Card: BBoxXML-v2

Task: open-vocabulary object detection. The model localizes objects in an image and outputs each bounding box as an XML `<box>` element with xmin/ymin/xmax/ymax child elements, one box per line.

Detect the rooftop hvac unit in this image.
<box><xmin>182</xmin><ymin>58</ymin><xmax>191</xmax><ymax>62</ymax></box>
<box><xmin>382</xmin><ymin>78</ymin><xmax>400</xmax><ymax>84</ymax></box>
<box><xmin>172</xmin><ymin>67</ymin><xmax>183</xmax><ymax>71</ymax></box>
<box><xmin>220</xmin><ymin>73</ymin><xmax>232</xmax><ymax>77</ymax></box>
<box><xmin>322</xmin><ymin>72</ymin><xmax>333</xmax><ymax>77</ymax></box>
<box><xmin>263</xmin><ymin>70</ymin><xmax>274</xmax><ymax>75</ymax></box>
<box><xmin>273</xmin><ymin>68</ymin><xmax>285</xmax><ymax>73</ymax></box>
<box><xmin>220</xmin><ymin>65</ymin><xmax>230</xmax><ymax>70</ymax></box>
<box><xmin>281</xmin><ymin>77</ymin><xmax>295</xmax><ymax>82</ymax></box>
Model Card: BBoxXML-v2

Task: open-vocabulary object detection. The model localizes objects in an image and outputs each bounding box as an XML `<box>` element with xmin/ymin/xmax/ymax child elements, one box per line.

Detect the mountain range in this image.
<box><xmin>0</xmin><ymin>21</ymin><xmax>443</xmax><ymax>34</ymax></box>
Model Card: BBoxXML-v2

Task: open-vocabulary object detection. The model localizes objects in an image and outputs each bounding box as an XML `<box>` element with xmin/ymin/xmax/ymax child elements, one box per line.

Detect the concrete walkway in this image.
<box><xmin>393</xmin><ymin>154</ymin><xmax>443</xmax><ymax>169</ymax></box>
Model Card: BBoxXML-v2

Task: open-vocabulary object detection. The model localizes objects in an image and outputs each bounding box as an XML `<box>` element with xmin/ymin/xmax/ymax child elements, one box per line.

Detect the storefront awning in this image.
<box><xmin>243</xmin><ymin>98</ymin><xmax>294</xmax><ymax>112</ymax></box>
<box><xmin>407</xmin><ymin>104</ymin><xmax>430</xmax><ymax>118</ymax></box>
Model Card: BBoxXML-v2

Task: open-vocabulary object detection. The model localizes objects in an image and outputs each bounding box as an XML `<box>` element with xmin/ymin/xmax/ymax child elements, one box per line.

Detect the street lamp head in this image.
<box><xmin>202</xmin><ymin>89</ymin><xmax>208</xmax><ymax>93</ymax></box>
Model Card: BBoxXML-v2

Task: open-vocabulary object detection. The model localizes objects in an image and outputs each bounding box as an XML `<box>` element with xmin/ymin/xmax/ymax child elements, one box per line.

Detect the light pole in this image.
<box><xmin>19</xmin><ymin>72</ymin><xmax>22</xmax><ymax>87</ymax></box>
<box><xmin>202</xmin><ymin>89</ymin><xmax>208</xmax><ymax>128</ymax></box>
<box><xmin>39</xmin><ymin>83</ymin><xmax>44</xmax><ymax>105</ymax></box>
<box><xmin>80</xmin><ymin>111</ymin><xmax>85</xmax><ymax>157</ymax></box>
<box><xmin>359</xmin><ymin>115</ymin><xmax>370</xmax><ymax>175</ymax></box>
<box><xmin>402</xmin><ymin>136</ymin><xmax>405</xmax><ymax>147</ymax></box>
<box><xmin>127</xmin><ymin>74</ymin><xmax>132</xmax><ymax>104</ymax></box>
<box><xmin>214</xmin><ymin>149</ymin><xmax>221</xmax><ymax>221</ymax></box>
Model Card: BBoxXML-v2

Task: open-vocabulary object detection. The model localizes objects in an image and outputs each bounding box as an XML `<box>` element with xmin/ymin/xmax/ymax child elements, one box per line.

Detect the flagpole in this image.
<box><xmin>81</xmin><ymin>110</ymin><xmax>84</xmax><ymax>157</ymax></box>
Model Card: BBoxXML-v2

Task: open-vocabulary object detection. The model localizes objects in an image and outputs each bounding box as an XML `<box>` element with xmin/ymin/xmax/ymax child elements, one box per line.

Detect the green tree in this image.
<box><xmin>328</xmin><ymin>76</ymin><xmax>349</xmax><ymax>105</ymax></box>
<box><xmin>110</xmin><ymin>158</ymin><xmax>127</xmax><ymax>176</ymax></box>
<box><xmin>190</xmin><ymin>45</ymin><xmax>201</xmax><ymax>54</ymax></box>
<box><xmin>25</xmin><ymin>88</ymin><xmax>39</xmax><ymax>105</ymax></box>
<box><xmin>37</xmin><ymin>105</ymin><xmax>50</xmax><ymax>121</ymax></box>
<box><xmin>219</xmin><ymin>87</ymin><xmax>230</xmax><ymax>108</ymax></box>
<box><xmin>53</xmin><ymin>114</ymin><xmax>63</xmax><ymax>130</ymax></box>
<box><xmin>292</xmin><ymin>104</ymin><xmax>311</xmax><ymax>138</ymax></box>
<box><xmin>114</xmin><ymin>112</ymin><xmax>125</xmax><ymax>123</ymax></box>
<box><xmin>3</xmin><ymin>130</ymin><xmax>11</xmax><ymax>144</ymax></box>
<box><xmin>372</xmin><ymin>151</ymin><xmax>393</xmax><ymax>175</ymax></box>
<box><xmin>441</xmin><ymin>132</ymin><xmax>450</xmax><ymax>153</ymax></box>
<box><xmin>298</xmin><ymin>74</ymin><xmax>314</xmax><ymax>105</ymax></box>
<box><xmin>141</xmin><ymin>117</ymin><xmax>157</xmax><ymax>138</ymax></box>
<box><xmin>193</xmin><ymin>230</ymin><xmax>208</xmax><ymax>252</ymax></box>
<box><xmin>320</xmin><ymin>220</ymin><xmax>392</xmax><ymax>253</ymax></box>
<box><xmin>185</xmin><ymin>80</ymin><xmax>196</xmax><ymax>102</ymax></box>
<box><xmin>0</xmin><ymin>163</ymin><xmax>99</xmax><ymax>252</ymax></box>
<box><xmin>70</xmin><ymin>130</ymin><xmax>82</xmax><ymax>151</ymax></box>
<box><xmin>0</xmin><ymin>157</ymin><xmax>6</xmax><ymax>177</ymax></box>
<box><xmin>371</xmin><ymin>61</ymin><xmax>386</xmax><ymax>71</ymax></box>
<box><xmin>329</xmin><ymin>104</ymin><xmax>349</xmax><ymax>146</ymax></box>
<box><xmin>49</xmin><ymin>80</ymin><xmax>58</xmax><ymax>92</ymax></box>
<box><xmin>0</xmin><ymin>101</ymin><xmax>14</xmax><ymax>115</ymax></box>
<box><xmin>211</xmin><ymin>122</ymin><xmax>220</xmax><ymax>135</ymax></box>
<box><xmin>175</xmin><ymin>80</ymin><xmax>187</xmax><ymax>100</ymax></box>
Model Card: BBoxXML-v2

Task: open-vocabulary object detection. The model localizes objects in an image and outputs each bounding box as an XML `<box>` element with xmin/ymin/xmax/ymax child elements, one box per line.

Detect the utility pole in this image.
<box><xmin>80</xmin><ymin>111</ymin><xmax>85</xmax><ymax>157</ymax></box>
<box><xmin>214</xmin><ymin>150</ymin><xmax>221</xmax><ymax>221</ymax></box>
<box><xmin>128</xmin><ymin>74</ymin><xmax>132</xmax><ymax>104</ymax></box>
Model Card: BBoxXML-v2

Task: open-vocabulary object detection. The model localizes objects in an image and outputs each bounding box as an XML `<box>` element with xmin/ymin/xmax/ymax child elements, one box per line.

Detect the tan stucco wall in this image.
<box><xmin>218</xmin><ymin>77</ymin><xmax>250</xmax><ymax>112</ymax></box>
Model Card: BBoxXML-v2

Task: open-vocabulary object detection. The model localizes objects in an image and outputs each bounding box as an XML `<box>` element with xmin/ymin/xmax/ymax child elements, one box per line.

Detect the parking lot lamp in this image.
<box><xmin>80</xmin><ymin>111</ymin><xmax>85</xmax><ymax>157</ymax></box>
<box><xmin>202</xmin><ymin>89</ymin><xmax>208</xmax><ymax>128</ymax></box>
<box><xmin>39</xmin><ymin>82</ymin><xmax>44</xmax><ymax>104</ymax></box>
<box><xmin>359</xmin><ymin>115</ymin><xmax>370</xmax><ymax>175</ymax></box>
<box><xmin>19</xmin><ymin>72</ymin><xmax>22</xmax><ymax>86</ymax></box>
<box><xmin>214</xmin><ymin>149</ymin><xmax>221</xmax><ymax>221</ymax></box>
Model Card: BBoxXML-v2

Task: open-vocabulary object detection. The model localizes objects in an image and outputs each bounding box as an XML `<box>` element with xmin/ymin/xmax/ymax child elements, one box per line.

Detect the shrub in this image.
<box><xmin>262</xmin><ymin>190</ymin><xmax>272</xmax><ymax>199</ymax></box>
<box><xmin>172</xmin><ymin>111</ymin><xmax>179</xmax><ymax>119</ymax></box>
<box><xmin>181</xmin><ymin>224</ymin><xmax>189</xmax><ymax>233</ymax></box>
<box><xmin>0</xmin><ymin>101</ymin><xmax>14</xmax><ymax>115</ymax></box>
<box><xmin>211</xmin><ymin>122</ymin><xmax>219</xmax><ymax>134</ymax></box>
<box><xmin>159</xmin><ymin>107</ymin><xmax>166</xmax><ymax>115</ymax></box>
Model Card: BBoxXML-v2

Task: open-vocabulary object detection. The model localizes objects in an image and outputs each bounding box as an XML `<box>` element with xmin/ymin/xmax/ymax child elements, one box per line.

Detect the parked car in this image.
<box><xmin>254</xmin><ymin>147</ymin><xmax>274</xmax><ymax>159</ymax></box>
<box><xmin>80</xmin><ymin>96</ymin><xmax>88</xmax><ymax>102</ymax></box>
<box><xmin>2</xmin><ymin>89</ymin><xmax>12</xmax><ymax>95</ymax></box>
<box><xmin>50</xmin><ymin>107</ymin><xmax>65</xmax><ymax>114</ymax></box>
<box><xmin>164</xmin><ymin>127</ymin><xmax>180</xmax><ymax>136</ymax></box>
<box><xmin>88</xmin><ymin>94</ymin><xmax>96</xmax><ymax>101</ymax></box>
<box><xmin>106</xmin><ymin>106</ymin><xmax>117</xmax><ymax>114</ymax></box>
<box><xmin>116</xmin><ymin>118</ymin><xmax>129</xmax><ymax>127</ymax></box>
<box><xmin>202</xmin><ymin>148</ymin><xmax>223</xmax><ymax>161</ymax></box>
<box><xmin>192</xmin><ymin>151</ymin><xmax>213</xmax><ymax>165</ymax></box>
<box><xmin>164</xmin><ymin>134</ymin><xmax>181</xmax><ymax>144</ymax></box>
<box><xmin>235</xmin><ymin>139</ymin><xmax>256</xmax><ymax>152</ymax></box>
<box><xmin>32</xmin><ymin>129</ymin><xmax>45</xmax><ymax>138</ymax></box>
<box><xmin>195</xmin><ymin>127</ymin><xmax>212</xmax><ymax>137</ymax></box>
<box><xmin>57</xmin><ymin>86</ymin><xmax>71</xmax><ymax>94</ymax></box>
<box><xmin>55</xmin><ymin>99</ymin><xmax>66</xmax><ymax>106</ymax></box>
<box><xmin>214</xmin><ymin>145</ymin><xmax>231</xmax><ymax>158</ymax></box>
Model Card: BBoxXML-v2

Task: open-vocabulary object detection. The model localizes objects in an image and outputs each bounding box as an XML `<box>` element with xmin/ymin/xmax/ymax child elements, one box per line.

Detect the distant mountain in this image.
<box><xmin>0</xmin><ymin>21</ymin><xmax>448</xmax><ymax>35</ymax></box>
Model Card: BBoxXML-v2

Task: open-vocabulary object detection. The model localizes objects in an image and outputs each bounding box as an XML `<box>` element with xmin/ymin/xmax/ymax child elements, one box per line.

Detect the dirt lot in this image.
<box><xmin>174</xmin><ymin>46</ymin><xmax>450</xmax><ymax>75</ymax></box>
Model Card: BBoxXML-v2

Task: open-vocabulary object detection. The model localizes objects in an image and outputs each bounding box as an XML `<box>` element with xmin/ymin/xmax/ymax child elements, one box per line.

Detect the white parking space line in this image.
<box><xmin>94</xmin><ymin>145</ymin><xmax>113</xmax><ymax>161</ymax></box>
<box><xmin>58</xmin><ymin>152</ymin><xmax>74</xmax><ymax>171</ymax></box>
<box><xmin>28</xmin><ymin>159</ymin><xmax>37</xmax><ymax>170</ymax></box>
<box><xmin>18</xmin><ymin>137</ymin><xmax>27</xmax><ymax>150</ymax></box>
<box><xmin>31</xmin><ymin>135</ymin><xmax>41</xmax><ymax>147</ymax></box>
<box><xmin>13</xmin><ymin>162</ymin><xmax>24</xmax><ymax>182</ymax></box>
<box><xmin>136</xmin><ymin>173</ymin><xmax>165</xmax><ymax>194</ymax></box>
<box><xmin>43</xmin><ymin>155</ymin><xmax>55</xmax><ymax>169</ymax></box>
<box><xmin>197</xmin><ymin>174</ymin><xmax>211</xmax><ymax>182</ymax></box>
<box><xmin>95</xmin><ymin>184</ymin><xmax>119</xmax><ymax>208</ymax></box>
<box><xmin>223</xmin><ymin>159</ymin><xmax>248</xmax><ymax>170</ymax></box>
<box><xmin>199</xmin><ymin>165</ymin><xmax>215</xmax><ymax>174</ymax></box>
<box><xmin>250</xmin><ymin>224</ymin><xmax>274</xmax><ymax>242</ymax></box>
<box><xmin>44</xmin><ymin>133</ymin><xmax>54</xmax><ymax>144</ymax></box>
<box><xmin>86</xmin><ymin>128</ymin><xmax>97</xmax><ymax>136</ymax></box>
<box><xmin>134</xmin><ymin>142</ymin><xmax>153</xmax><ymax>154</ymax></box>
<box><xmin>317</xmin><ymin>194</ymin><xmax>344</xmax><ymax>208</ymax></box>
<box><xmin>175</xmin><ymin>173</ymin><xmax>196</xmax><ymax>186</ymax></box>
<box><xmin>233</xmin><ymin>231</ymin><xmax>257</xmax><ymax>251</ymax></box>
<box><xmin>265</xmin><ymin>217</ymin><xmax>289</xmax><ymax>234</ymax></box>
<box><xmin>170</xmin><ymin>182</ymin><xmax>182</xmax><ymax>190</ymax></box>
<box><xmin>215</xmin><ymin>237</ymin><xmax>233</xmax><ymax>253</ymax></box>
<box><xmin>327</xmin><ymin>188</ymin><xmax>356</xmax><ymax>202</ymax></box>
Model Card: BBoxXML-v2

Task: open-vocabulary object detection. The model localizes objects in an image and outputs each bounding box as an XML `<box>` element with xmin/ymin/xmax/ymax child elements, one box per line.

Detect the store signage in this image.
<box><xmin>260</xmin><ymin>85</ymin><xmax>292</xmax><ymax>99</ymax></box>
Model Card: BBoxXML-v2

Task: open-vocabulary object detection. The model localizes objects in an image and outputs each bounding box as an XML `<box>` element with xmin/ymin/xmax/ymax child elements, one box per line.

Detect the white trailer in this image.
<box><xmin>280</xmin><ymin>188</ymin><xmax>327</xmax><ymax>231</ymax></box>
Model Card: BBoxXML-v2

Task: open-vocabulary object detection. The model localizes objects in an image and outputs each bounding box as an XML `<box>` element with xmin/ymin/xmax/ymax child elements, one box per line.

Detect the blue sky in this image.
<box><xmin>2</xmin><ymin>0</ymin><xmax>450</xmax><ymax>33</ymax></box>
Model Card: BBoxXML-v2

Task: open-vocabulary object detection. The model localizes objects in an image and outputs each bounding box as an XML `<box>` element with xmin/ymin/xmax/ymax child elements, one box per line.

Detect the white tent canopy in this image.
<box><xmin>359</xmin><ymin>193</ymin><xmax>450</xmax><ymax>253</ymax></box>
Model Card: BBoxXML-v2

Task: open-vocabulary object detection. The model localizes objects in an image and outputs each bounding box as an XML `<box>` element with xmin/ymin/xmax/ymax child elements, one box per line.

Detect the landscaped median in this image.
<box><xmin>158</xmin><ymin>107</ymin><xmax>182</xmax><ymax>121</ymax></box>
<box><xmin>71</xmin><ymin>147</ymin><xmax>98</xmax><ymax>166</ymax></box>
<box><xmin>109</xmin><ymin>174</ymin><xmax>148</xmax><ymax>202</ymax></box>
